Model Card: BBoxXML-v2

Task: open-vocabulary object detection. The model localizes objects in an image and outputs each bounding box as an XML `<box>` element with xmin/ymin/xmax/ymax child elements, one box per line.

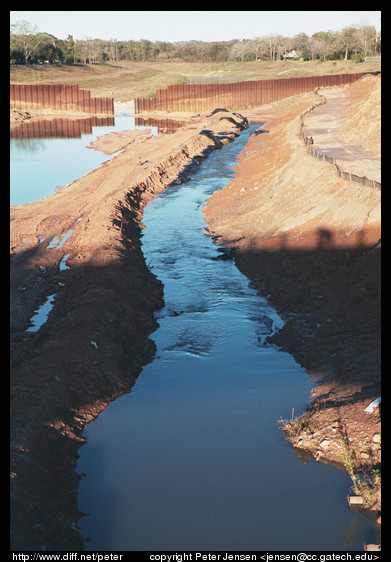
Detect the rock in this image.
<box><xmin>364</xmin><ymin>544</ymin><xmax>381</xmax><ymax>551</ymax></box>
<box><xmin>259</xmin><ymin>314</ymin><xmax>274</xmax><ymax>333</ymax></box>
<box><xmin>348</xmin><ymin>495</ymin><xmax>364</xmax><ymax>506</ymax></box>
<box><xmin>212</xmin><ymin>247</ymin><xmax>235</xmax><ymax>261</ymax></box>
<box><xmin>364</xmin><ymin>397</ymin><xmax>381</xmax><ymax>413</ymax></box>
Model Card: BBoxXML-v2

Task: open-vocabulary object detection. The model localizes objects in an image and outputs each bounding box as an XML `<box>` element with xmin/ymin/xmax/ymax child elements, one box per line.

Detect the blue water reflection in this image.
<box><xmin>77</xmin><ymin>124</ymin><xmax>379</xmax><ymax>551</ymax></box>
<box><xmin>10</xmin><ymin>115</ymin><xmax>156</xmax><ymax>206</ymax></box>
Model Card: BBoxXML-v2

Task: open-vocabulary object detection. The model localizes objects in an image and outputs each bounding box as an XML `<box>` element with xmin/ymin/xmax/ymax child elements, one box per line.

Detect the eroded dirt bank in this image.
<box><xmin>10</xmin><ymin>75</ymin><xmax>381</xmax><ymax>550</ymax></box>
<box><xmin>10</xmin><ymin>110</ymin><xmax>248</xmax><ymax>550</ymax></box>
<box><xmin>203</xmin><ymin>77</ymin><xmax>381</xmax><ymax>511</ymax></box>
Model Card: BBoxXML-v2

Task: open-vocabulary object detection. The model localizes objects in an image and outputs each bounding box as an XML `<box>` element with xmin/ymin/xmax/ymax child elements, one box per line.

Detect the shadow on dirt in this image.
<box><xmin>10</xmin><ymin>219</ymin><xmax>164</xmax><ymax>550</ymax></box>
<box><xmin>235</xmin><ymin>231</ymin><xmax>381</xmax><ymax>395</ymax></box>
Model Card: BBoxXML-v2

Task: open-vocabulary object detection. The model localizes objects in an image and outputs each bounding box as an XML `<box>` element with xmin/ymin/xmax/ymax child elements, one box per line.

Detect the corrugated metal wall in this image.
<box><xmin>10</xmin><ymin>72</ymin><xmax>379</xmax><ymax>116</ymax></box>
<box><xmin>10</xmin><ymin>84</ymin><xmax>114</xmax><ymax>115</ymax></box>
<box><xmin>134</xmin><ymin>72</ymin><xmax>379</xmax><ymax>114</ymax></box>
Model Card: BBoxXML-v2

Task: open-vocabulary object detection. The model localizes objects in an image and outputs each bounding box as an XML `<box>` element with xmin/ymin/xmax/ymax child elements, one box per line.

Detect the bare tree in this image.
<box><xmin>10</xmin><ymin>20</ymin><xmax>39</xmax><ymax>63</ymax></box>
<box><xmin>355</xmin><ymin>25</ymin><xmax>378</xmax><ymax>56</ymax></box>
<box><xmin>280</xmin><ymin>36</ymin><xmax>294</xmax><ymax>60</ymax></box>
<box><xmin>266</xmin><ymin>34</ymin><xmax>284</xmax><ymax>61</ymax></box>
<box><xmin>106</xmin><ymin>38</ymin><xmax>119</xmax><ymax>61</ymax></box>
<box><xmin>228</xmin><ymin>40</ymin><xmax>246</xmax><ymax>61</ymax></box>
<box><xmin>339</xmin><ymin>26</ymin><xmax>360</xmax><ymax>60</ymax></box>
<box><xmin>309</xmin><ymin>32</ymin><xmax>333</xmax><ymax>60</ymax></box>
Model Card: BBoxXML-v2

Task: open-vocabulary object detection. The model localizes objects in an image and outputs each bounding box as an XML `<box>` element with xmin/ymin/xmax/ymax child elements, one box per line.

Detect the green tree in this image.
<box><xmin>339</xmin><ymin>26</ymin><xmax>360</xmax><ymax>60</ymax></box>
<box><xmin>154</xmin><ymin>40</ymin><xmax>176</xmax><ymax>59</ymax></box>
<box><xmin>137</xmin><ymin>39</ymin><xmax>153</xmax><ymax>61</ymax></box>
<box><xmin>33</xmin><ymin>32</ymin><xmax>61</xmax><ymax>62</ymax></box>
<box><xmin>292</xmin><ymin>33</ymin><xmax>311</xmax><ymax>60</ymax></box>
<box><xmin>62</xmin><ymin>34</ymin><xmax>75</xmax><ymax>63</ymax></box>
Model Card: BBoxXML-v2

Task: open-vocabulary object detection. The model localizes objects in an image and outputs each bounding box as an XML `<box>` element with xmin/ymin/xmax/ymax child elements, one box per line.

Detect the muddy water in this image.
<box><xmin>77</xmin><ymin>125</ymin><xmax>378</xmax><ymax>551</ymax></box>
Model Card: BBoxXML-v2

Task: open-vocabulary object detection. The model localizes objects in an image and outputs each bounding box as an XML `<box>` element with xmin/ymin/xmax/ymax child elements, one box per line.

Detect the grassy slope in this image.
<box><xmin>10</xmin><ymin>59</ymin><xmax>381</xmax><ymax>101</ymax></box>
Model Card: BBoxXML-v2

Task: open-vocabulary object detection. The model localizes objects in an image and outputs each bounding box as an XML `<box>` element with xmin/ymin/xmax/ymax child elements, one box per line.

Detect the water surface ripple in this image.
<box><xmin>77</xmin><ymin>124</ymin><xmax>378</xmax><ymax>551</ymax></box>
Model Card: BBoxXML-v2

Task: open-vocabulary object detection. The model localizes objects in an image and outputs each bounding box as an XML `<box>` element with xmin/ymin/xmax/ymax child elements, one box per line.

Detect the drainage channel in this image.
<box><xmin>76</xmin><ymin>123</ymin><xmax>379</xmax><ymax>551</ymax></box>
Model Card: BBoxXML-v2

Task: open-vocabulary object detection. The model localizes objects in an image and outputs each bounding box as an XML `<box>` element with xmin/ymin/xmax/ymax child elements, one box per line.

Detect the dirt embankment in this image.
<box><xmin>203</xmin><ymin>76</ymin><xmax>381</xmax><ymax>510</ymax></box>
<box><xmin>10</xmin><ymin>109</ymin><xmax>248</xmax><ymax>551</ymax></box>
<box><xmin>338</xmin><ymin>75</ymin><xmax>381</xmax><ymax>156</ymax></box>
<box><xmin>10</xmin><ymin>75</ymin><xmax>381</xmax><ymax>549</ymax></box>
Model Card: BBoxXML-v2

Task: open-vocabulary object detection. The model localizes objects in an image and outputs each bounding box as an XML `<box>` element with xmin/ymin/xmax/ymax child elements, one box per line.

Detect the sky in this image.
<box><xmin>10</xmin><ymin>11</ymin><xmax>381</xmax><ymax>43</ymax></box>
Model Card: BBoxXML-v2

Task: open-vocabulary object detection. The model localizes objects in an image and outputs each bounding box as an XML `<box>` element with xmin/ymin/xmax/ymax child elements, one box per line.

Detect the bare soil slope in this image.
<box><xmin>203</xmin><ymin>76</ymin><xmax>381</xmax><ymax>510</ymax></box>
<box><xmin>338</xmin><ymin>74</ymin><xmax>381</xmax><ymax>155</ymax></box>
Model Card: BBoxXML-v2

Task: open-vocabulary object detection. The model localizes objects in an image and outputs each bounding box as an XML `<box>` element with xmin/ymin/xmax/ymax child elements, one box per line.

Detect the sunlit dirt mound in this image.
<box><xmin>203</xmin><ymin>89</ymin><xmax>380</xmax><ymax>250</ymax></box>
<box><xmin>338</xmin><ymin>74</ymin><xmax>381</xmax><ymax>156</ymax></box>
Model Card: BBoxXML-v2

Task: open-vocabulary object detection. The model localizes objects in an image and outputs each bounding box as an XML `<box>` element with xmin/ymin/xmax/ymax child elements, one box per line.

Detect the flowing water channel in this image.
<box><xmin>76</xmin><ymin>124</ymin><xmax>378</xmax><ymax>551</ymax></box>
<box><xmin>10</xmin><ymin>116</ymin><xmax>378</xmax><ymax>551</ymax></box>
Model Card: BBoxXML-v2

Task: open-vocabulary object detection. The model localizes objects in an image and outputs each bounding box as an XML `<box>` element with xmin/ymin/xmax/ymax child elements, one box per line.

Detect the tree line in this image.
<box><xmin>10</xmin><ymin>19</ymin><xmax>380</xmax><ymax>66</ymax></box>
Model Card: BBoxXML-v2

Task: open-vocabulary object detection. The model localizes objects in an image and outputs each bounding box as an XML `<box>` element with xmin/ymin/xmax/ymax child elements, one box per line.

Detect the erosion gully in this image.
<box><xmin>10</xmin><ymin>115</ymin><xmax>378</xmax><ymax>551</ymax></box>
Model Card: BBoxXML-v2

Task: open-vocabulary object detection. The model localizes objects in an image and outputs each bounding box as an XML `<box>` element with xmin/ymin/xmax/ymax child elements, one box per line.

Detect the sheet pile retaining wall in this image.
<box><xmin>134</xmin><ymin>72</ymin><xmax>379</xmax><ymax>114</ymax></box>
<box><xmin>10</xmin><ymin>84</ymin><xmax>114</xmax><ymax>115</ymax></box>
